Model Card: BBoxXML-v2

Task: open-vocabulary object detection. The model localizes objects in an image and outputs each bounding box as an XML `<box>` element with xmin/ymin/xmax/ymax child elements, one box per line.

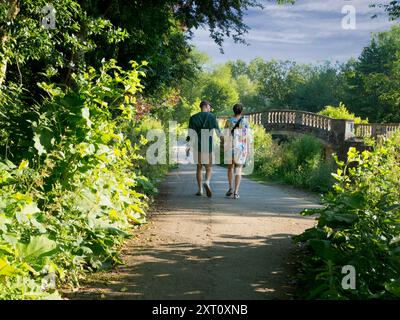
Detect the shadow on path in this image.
<box><xmin>66</xmin><ymin>159</ymin><xmax>319</xmax><ymax>300</ymax></box>
<box><xmin>67</xmin><ymin>233</ymin><xmax>299</xmax><ymax>300</ymax></box>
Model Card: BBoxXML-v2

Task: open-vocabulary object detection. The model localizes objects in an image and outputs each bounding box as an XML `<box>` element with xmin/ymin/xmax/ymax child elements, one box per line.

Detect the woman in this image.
<box><xmin>224</xmin><ymin>103</ymin><xmax>250</xmax><ymax>199</ymax></box>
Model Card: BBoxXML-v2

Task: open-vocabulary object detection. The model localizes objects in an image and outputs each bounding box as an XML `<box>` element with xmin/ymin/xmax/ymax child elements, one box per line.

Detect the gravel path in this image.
<box><xmin>67</xmin><ymin>159</ymin><xmax>319</xmax><ymax>300</ymax></box>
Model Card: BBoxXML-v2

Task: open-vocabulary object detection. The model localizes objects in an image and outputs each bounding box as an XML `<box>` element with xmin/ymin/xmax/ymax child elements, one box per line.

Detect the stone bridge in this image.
<box><xmin>226</xmin><ymin>110</ymin><xmax>400</xmax><ymax>159</ymax></box>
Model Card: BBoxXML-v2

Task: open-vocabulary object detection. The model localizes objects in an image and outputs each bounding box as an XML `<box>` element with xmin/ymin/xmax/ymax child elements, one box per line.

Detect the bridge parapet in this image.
<box><xmin>243</xmin><ymin>110</ymin><xmax>398</xmax><ymax>160</ymax></box>
<box><xmin>354</xmin><ymin>123</ymin><xmax>400</xmax><ymax>139</ymax></box>
<box><xmin>244</xmin><ymin>110</ymin><xmax>353</xmax><ymax>148</ymax></box>
<box><xmin>245</xmin><ymin>110</ymin><xmax>400</xmax><ymax>140</ymax></box>
<box><xmin>219</xmin><ymin>110</ymin><xmax>400</xmax><ymax>159</ymax></box>
<box><xmin>266</xmin><ymin>110</ymin><xmax>332</xmax><ymax>131</ymax></box>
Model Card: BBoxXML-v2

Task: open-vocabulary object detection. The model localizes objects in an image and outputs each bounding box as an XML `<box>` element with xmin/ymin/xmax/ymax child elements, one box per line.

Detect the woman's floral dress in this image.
<box><xmin>224</xmin><ymin>117</ymin><xmax>250</xmax><ymax>165</ymax></box>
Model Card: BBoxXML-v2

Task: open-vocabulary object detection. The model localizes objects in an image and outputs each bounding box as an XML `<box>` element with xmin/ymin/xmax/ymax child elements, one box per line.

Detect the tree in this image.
<box><xmin>291</xmin><ymin>63</ymin><xmax>347</xmax><ymax>113</ymax></box>
<box><xmin>0</xmin><ymin>1</ymin><xmax>129</xmax><ymax>96</ymax></box>
<box><xmin>372</xmin><ymin>1</ymin><xmax>400</xmax><ymax>20</ymax></box>
<box><xmin>255</xmin><ymin>60</ymin><xmax>307</xmax><ymax>109</ymax></box>
<box><xmin>0</xmin><ymin>0</ymin><xmax>295</xmax><ymax>98</ymax></box>
<box><xmin>79</xmin><ymin>0</ymin><xmax>295</xmax><ymax>92</ymax></box>
<box><xmin>228</xmin><ymin>59</ymin><xmax>248</xmax><ymax>78</ymax></box>
<box><xmin>173</xmin><ymin>97</ymin><xmax>202</xmax><ymax>124</ymax></box>
<box><xmin>173</xmin><ymin>0</ymin><xmax>295</xmax><ymax>47</ymax></box>
<box><xmin>202</xmin><ymin>79</ymin><xmax>239</xmax><ymax>114</ymax></box>
<box><xmin>0</xmin><ymin>0</ymin><xmax>19</xmax><ymax>87</ymax></box>
<box><xmin>345</xmin><ymin>25</ymin><xmax>400</xmax><ymax>122</ymax></box>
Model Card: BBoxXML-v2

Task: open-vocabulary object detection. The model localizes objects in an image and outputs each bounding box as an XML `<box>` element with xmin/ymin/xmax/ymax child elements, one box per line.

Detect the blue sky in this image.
<box><xmin>190</xmin><ymin>0</ymin><xmax>396</xmax><ymax>64</ymax></box>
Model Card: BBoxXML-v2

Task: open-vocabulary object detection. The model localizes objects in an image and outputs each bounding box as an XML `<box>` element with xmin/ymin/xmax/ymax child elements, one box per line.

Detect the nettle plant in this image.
<box><xmin>0</xmin><ymin>59</ymin><xmax>151</xmax><ymax>299</ymax></box>
<box><xmin>295</xmin><ymin>133</ymin><xmax>400</xmax><ymax>299</ymax></box>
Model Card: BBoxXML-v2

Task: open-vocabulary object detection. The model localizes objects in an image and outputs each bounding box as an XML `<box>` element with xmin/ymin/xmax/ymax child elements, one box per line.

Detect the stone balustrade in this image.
<box><xmin>354</xmin><ymin>123</ymin><xmax>400</xmax><ymax>139</ymax></box>
<box><xmin>243</xmin><ymin>110</ymin><xmax>400</xmax><ymax>141</ymax></box>
<box><xmin>218</xmin><ymin>109</ymin><xmax>400</xmax><ymax>160</ymax></box>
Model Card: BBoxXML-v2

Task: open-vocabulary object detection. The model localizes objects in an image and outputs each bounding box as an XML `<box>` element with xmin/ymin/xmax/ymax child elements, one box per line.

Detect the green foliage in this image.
<box><xmin>173</xmin><ymin>97</ymin><xmax>202</xmax><ymax>125</ymax></box>
<box><xmin>0</xmin><ymin>60</ymin><xmax>160</xmax><ymax>299</ymax></box>
<box><xmin>280</xmin><ymin>135</ymin><xmax>335</xmax><ymax>192</ymax></box>
<box><xmin>181</xmin><ymin>57</ymin><xmax>349</xmax><ymax>116</ymax></box>
<box><xmin>253</xmin><ymin>125</ymin><xmax>283</xmax><ymax>177</ymax></box>
<box><xmin>201</xmin><ymin>79</ymin><xmax>239</xmax><ymax>115</ymax></box>
<box><xmin>295</xmin><ymin>133</ymin><xmax>400</xmax><ymax>299</ymax></box>
<box><xmin>371</xmin><ymin>1</ymin><xmax>400</xmax><ymax>20</ymax></box>
<box><xmin>130</xmin><ymin>115</ymin><xmax>170</xmax><ymax>190</ymax></box>
<box><xmin>1</xmin><ymin>0</ymin><xmax>289</xmax><ymax>101</ymax></box>
<box><xmin>0</xmin><ymin>1</ymin><xmax>128</xmax><ymax>96</ymax></box>
<box><xmin>257</xmin><ymin>60</ymin><xmax>308</xmax><ymax>109</ymax></box>
<box><xmin>252</xmin><ymin>125</ymin><xmax>335</xmax><ymax>193</ymax></box>
<box><xmin>183</xmin><ymin>24</ymin><xmax>400</xmax><ymax>121</ymax></box>
<box><xmin>84</xmin><ymin>0</ymin><xmax>294</xmax><ymax>94</ymax></box>
<box><xmin>345</xmin><ymin>25</ymin><xmax>400</xmax><ymax>122</ymax></box>
<box><xmin>291</xmin><ymin>63</ymin><xmax>347</xmax><ymax>113</ymax></box>
<box><xmin>318</xmin><ymin>103</ymin><xmax>368</xmax><ymax>124</ymax></box>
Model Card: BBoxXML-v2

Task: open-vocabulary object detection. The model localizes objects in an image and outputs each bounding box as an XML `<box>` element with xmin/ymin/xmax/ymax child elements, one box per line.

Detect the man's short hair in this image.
<box><xmin>200</xmin><ymin>100</ymin><xmax>211</xmax><ymax>109</ymax></box>
<box><xmin>233</xmin><ymin>103</ymin><xmax>243</xmax><ymax>115</ymax></box>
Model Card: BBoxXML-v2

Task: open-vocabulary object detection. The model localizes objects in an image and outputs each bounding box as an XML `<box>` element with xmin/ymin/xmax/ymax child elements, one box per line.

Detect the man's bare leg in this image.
<box><xmin>203</xmin><ymin>164</ymin><xmax>213</xmax><ymax>197</ymax></box>
<box><xmin>196</xmin><ymin>164</ymin><xmax>203</xmax><ymax>195</ymax></box>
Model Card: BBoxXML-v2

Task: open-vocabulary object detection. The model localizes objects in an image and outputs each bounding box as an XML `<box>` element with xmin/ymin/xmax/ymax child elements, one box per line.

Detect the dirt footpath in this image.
<box><xmin>67</xmin><ymin>164</ymin><xmax>319</xmax><ymax>300</ymax></box>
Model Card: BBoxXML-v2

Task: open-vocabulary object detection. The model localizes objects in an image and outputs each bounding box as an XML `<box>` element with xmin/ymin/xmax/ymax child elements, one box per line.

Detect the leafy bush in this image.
<box><xmin>253</xmin><ymin>125</ymin><xmax>283</xmax><ymax>178</ymax></box>
<box><xmin>130</xmin><ymin>115</ymin><xmax>170</xmax><ymax>193</ymax></box>
<box><xmin>0</xmin><ymin>60</ymin><xmax>163</xmax><ymax>299</ymax></box>
<box><xmin>252</xmin><ymin>125</ymin><xmax>335</xmax><ymax>192</ymax></box>
<box><xmin>281</xmin><ymin>135</ymin><xmax>322</xmax><ymax>173</ymax></box>
<box><xmin>280</xmin><ymin>135</ymin><xmax>335</xmax><ymax>192</ymax></box>
<box><xmin>306</xmin><ymin>160</ymin><xmax>336</xmax><ymax>192</ymax></box>
<box><xmin>318</xmin><ymin>103</ymin><xmax>368</xmax><ymax>124</ymax></box>
<box><xmin>294</xmin><ymin>133</ymin><xmax>400</xmax><ymax>299</ymax></box>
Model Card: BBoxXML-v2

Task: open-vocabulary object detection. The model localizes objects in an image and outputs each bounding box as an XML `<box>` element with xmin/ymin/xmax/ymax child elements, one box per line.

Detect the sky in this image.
<box><xmin>190</xmin><ymin>0</ymin><xmax>396</xmax><ymax>64</ymax></box>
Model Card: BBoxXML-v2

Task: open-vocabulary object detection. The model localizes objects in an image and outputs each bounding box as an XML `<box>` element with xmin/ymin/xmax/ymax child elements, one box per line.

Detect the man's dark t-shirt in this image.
<box><xmin>188</xmin><ymin>112</ymin><xmax>220</xmax><ymax>153</ymax></box>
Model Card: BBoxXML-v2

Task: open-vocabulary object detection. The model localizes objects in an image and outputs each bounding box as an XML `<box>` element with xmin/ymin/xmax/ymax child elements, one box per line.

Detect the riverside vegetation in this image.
<box><xmin>1</xmin><ymin>0</ymin><xmax>400</xmax><ymax>300</ymax></box>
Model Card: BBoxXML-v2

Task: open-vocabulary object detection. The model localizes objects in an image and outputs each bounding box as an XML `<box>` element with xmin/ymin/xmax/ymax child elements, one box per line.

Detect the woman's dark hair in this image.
<box><xmin>233</xmin><ymin>103</ymin><xmax>243</xmax><ymax>115</ymax></box>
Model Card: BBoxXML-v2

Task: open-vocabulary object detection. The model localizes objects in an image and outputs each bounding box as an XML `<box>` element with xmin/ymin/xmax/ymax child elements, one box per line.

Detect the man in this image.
<box><xmin>187</xmin><ymin>100</ymin><xmax>220</xmax><ymax>197</ymax></box>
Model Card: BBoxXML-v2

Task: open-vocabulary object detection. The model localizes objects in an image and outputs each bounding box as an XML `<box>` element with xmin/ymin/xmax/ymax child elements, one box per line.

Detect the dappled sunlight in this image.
<box><xmin>66</xmin><ymin>163</ymin><xmax>318</xmax><ymax>300</ymax></box>
<box><xmin>68</xmin><ymin>233</ymin><xmax>299</xmax><ymax>300</ymax></box>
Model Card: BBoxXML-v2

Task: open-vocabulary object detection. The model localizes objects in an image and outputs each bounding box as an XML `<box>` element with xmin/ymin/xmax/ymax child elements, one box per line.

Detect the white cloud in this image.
<box><xmin>246</xmin><ymin>30</ymin><xmax>311</xmax><ymax>44</ymax></box>
<box><xmin>260</xmin><ymin>0</ymin><xmax>386</xmax><ymax>15</ymax></box>
<box><xmin>190</xmin><ymin>0</ymin><xmax>395</xmax><ymax>63</ymax></box>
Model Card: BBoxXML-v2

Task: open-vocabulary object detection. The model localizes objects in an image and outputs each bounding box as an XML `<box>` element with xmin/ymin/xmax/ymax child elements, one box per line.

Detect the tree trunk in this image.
<box><xmin>0</xmin><ymin>0</ymin><xmax>20</xmax><ymax>88</ymax></box>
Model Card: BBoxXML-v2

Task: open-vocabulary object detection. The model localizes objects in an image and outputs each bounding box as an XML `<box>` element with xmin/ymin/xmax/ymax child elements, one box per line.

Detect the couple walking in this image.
<box><xmin>186</xmin><ymin>100</ymin><xmax>250</xmax><ymax>199</ymax></box>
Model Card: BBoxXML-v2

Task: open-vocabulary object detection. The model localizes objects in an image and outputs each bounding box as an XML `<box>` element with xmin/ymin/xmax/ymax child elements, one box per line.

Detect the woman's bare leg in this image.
<box><xmin>234</xmin><ymin>165</ymin><xmax>243</xmax><ymax>194</ymax></box>
<box><xmin>227</xmin><ymin>164</ymin><xmax>234</xmax><ymax>190</ymax></box>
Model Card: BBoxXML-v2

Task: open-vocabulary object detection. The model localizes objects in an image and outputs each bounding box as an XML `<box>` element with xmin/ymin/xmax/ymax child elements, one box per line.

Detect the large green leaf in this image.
<box><xmin>15</xmin><ymin>203</ymin><xmax>41</xmax><ymax>223</ymax></box>
<box><xmin>0</xmin><ymin>257</ymin><xmax>20</xmax><ymax>276</ymax></box>
<box><xmin>339</xmin><ymin>193</ymin><xmax>366</xmax><ymax>209</ymax></box>
<box><xmin>308</xmin><ymin>239</ymin><xmax>338</xmax><ymax>262</ymax></box>
<box><xmin>16</xmin><ymin>236</ymin><xmax>58</xmax><ymax>263</ymax></box>
<box><xmin>318</xmin><ymin>212</ymin><xmax>358</xmax><ymax>228</ymax></box>
<box><xmin>33</xmin><ymin>133</ymin><xmax>47</xmax><ymax>155</ymax></box>
<box><xmin>385</xmin><ymin>279</ymin><xmax>400</xmax><ymax>297</ymax></box>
